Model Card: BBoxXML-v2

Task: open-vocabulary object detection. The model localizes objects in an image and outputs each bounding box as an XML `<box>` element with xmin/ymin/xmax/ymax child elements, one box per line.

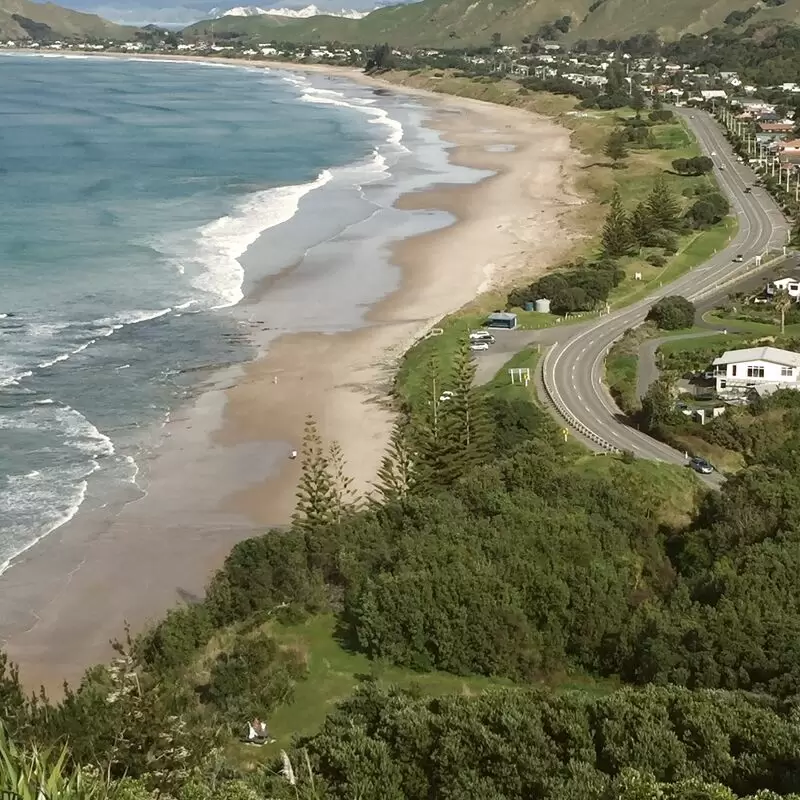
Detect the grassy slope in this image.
<box><xmin>0</xmin><ymin>0</ymin><xmax>136</xmax><ymax>39</ymax></box>
<box><xmin>183</xmin><ymin>0</ymin><xmax>800</xmax><ymax>47</ymax></box>
<box><xmin>219</xmin><ymin>614</ymin><xmax>618</xmax><ymax>764</ymax></box>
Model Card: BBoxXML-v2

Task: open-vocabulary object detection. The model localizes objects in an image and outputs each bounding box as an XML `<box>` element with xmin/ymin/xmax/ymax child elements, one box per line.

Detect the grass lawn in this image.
<box><xmin>573</xmin><ymin>454</ymin><xmax>706</xmax><ymax>528</ymax></box>
<box><xmin>612</xmin><ymin>217</ymin><xmax>738</xmax><ymax>308</ymax></box>
<box><xmin>657</xmin><ymin>331</ymin><xmax>751</xmax><ymax>356</ymax></box>
<box><xmin>229</xmin><ymin>614</ymin><xmax>616</xmax><ymax>765</ymax></box>
<box><xmin>702</xmin><ymin>310</ymin><xmax>800</xmax><ymax>337</ymax></box>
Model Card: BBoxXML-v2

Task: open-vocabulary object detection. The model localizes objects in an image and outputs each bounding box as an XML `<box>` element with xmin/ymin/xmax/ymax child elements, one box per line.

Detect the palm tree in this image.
<box><xmin>774</xmin><ymin>289</ymin><xmax>793</xmax><ymax>335</ymax></box>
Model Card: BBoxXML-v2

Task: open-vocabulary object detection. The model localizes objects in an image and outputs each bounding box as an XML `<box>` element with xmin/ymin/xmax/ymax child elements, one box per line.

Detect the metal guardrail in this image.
<box><xmin>540</xmin><ymin>345</ymin><xmax>622</xmax><ymax>454</ymax></box>
<box><xmin>539</xmin><ymin>252</ymin><xmax>793</xmax><ymax>455</ymax></box>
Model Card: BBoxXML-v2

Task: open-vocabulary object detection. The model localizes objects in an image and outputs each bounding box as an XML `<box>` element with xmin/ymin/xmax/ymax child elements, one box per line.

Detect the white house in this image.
<box><xmin>767</xmin><ymin>275</ymin><xmax>800</xmax><ymax>301</ymax></box>
<box><xmin>712</xmin><ymin>346</ymin><xmax>800</xmax><ymax>398</ymax></box>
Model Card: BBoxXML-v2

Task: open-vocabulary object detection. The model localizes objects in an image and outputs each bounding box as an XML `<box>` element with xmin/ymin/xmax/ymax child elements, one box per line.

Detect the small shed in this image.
<box><xmin>486</xmin><ymin>312</ymin><xmax>518</xmax><ymax>330</ymax></box>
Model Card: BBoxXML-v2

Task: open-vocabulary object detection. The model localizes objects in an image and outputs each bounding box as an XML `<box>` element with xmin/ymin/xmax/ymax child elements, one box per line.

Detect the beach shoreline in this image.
<box><xmin>0</xmin><ymin>55</ymin><xmax>584</xmax><ymax>691</ymax></box>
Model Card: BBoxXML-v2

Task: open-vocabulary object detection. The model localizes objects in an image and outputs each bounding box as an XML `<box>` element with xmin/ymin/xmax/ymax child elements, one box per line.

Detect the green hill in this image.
<box><xmin>183</xmin><ymin>0</ymin><xmax>800</xmax><ymax>47</ymax></box>
<box><xmin>0</xmin><ymin>0</ymin><xmax>137</xmax><ymax>41</ymax></box>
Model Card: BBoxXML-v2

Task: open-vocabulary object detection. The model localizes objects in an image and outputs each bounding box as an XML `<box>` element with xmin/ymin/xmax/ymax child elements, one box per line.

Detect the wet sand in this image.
<box><xmin>0</xmin><ymin>65</ymin><xmax>583</xmax><ymax>692</ymax></box>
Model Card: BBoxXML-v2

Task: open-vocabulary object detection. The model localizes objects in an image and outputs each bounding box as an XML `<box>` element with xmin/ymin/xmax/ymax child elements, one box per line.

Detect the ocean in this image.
<box><xmin>0</xmin><ymin>53</ymin><xmax>485</xmax><ymax>575</ymax></box>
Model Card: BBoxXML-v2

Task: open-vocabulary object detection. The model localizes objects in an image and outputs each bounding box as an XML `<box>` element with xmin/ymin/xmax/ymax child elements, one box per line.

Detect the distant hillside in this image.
<box><xmin>0</xmin><ymin>0</ymin><xmax>137</xmax><ymax>40</ymax></box>
<box><xmin>183</xmin><ymin>0</ymin><xmax>800</xmax><ymax>47</ymax></box>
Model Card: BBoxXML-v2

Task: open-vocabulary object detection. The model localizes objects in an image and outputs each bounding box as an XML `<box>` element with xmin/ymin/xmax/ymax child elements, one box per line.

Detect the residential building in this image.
<box><xmin>767</xmin><ymin>275</ymin><xmax>800</xmax><ymax>300</ymax></box>
<box><xmin>712</xmin><ymin>346</ymin><xmax>800</xmax><ymax>398</ymax></box>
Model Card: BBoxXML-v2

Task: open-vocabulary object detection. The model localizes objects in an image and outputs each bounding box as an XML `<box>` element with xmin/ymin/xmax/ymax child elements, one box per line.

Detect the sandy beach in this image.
<box><xmin>0</xmin><ymin>59</ymin><xmax>583</xmax><ymax>691</ymax></box>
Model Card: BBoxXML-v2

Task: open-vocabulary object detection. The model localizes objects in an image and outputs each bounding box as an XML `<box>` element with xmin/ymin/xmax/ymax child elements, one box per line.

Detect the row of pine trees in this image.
<box><xmin>601</xmin><ymin>176</ymin><xmax>683</xmax><ymax>257</ymax></box>
<box><xmin>292</xmin><ymin>336</ymin><xmax>494</xmax><ymax>533</ymax></box>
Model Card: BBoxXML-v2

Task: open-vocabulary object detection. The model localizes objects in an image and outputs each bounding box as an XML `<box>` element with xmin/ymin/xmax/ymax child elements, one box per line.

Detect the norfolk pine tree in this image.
<box><xmin>411</xmin><ymin>354</ymin><xmax>454</xmax><ymax>489</ymax></box>
<box><xmin>630</xmin><ymin>201</ymin><xmax>654</xmax><ymax>248</ymax></box>
<box><xmin>292</xmin><ymin>415</ymin><xmax>337</xmax><ymax>534</ymax></box>
<box><xmin>446</xmin><ymin>337</ymin><xmax>494</xmax><ymax>477</ymax></box>
<box><xmin>374</xmin><ymin>420</ymin><xmax>417</xmax><ymax>504</ymax></box>
<box><xmin>646</xmin><ymin>175</ymin><xmax>681</xmax><ymax>231</ymax></box>
<box><xmin>602</xmin><ymin>188</ymin><xmax>635</xmax><ymax>257</ymax></box>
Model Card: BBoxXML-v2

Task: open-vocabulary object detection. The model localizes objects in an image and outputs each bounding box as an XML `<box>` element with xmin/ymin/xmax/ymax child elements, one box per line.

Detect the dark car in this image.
<box><xmin>690</xmin><ymin>457</ymin><xmax>714</xmax><ymax>474</ymax></box>
<box><xmin>744</xmin><ymin>186</ymin><xmax>752</xmax><ymax>193</ymax></box>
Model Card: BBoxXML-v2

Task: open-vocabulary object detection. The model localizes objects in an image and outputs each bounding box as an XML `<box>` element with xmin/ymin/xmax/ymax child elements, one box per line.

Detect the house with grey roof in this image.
<box><xmin>712</xmin><ymin>346</ymin><xmax>800</xmax><ymax>400</ymax></box>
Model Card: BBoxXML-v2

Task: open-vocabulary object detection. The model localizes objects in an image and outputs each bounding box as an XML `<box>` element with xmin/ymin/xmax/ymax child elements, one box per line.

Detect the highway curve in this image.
<box><xmin>540</xmin><ymin>109</ymin><xmax>789</xmax><ymax>467</ymax></box>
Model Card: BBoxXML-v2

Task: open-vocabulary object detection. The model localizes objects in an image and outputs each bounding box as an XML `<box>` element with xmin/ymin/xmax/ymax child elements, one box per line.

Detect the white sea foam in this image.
<box><xmin>185</xmin><ymin>168</ymin><xmax>334</xmax><ymax>309</ymax></box>
<box><xmin>295</xmin><ymin>82</ymin><xmax>407</xmax><ymax>149</ymax></box>
<box><xmin>0</xmin><ymin>370</ymin><xmax>33</xmax><ymax>389</ymax></box>
<box><xmin>55</xmin><ymin>405</ymin><xmax>115</xmax><ymax>458</ymax></box>
<box><xmin>0</xmin><ymin>477</ymin><xmax>89</xmax><ymax>577</ymax></box>
<box><xmin>0</xmin><ymin>402</ymin><xmax>116</xmax><ymax>573</ymax></box>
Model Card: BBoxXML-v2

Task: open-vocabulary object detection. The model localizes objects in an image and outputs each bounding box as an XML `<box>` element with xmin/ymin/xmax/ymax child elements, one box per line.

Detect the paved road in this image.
<box><xmin>539</xmin><ymin>109</ymin><xmax>789</xmax><ymax>473</ymax></box>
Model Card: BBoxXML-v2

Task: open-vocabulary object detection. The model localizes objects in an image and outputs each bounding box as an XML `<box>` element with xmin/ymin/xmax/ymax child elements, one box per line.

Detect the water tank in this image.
<box><xmin>535</xmin><ymin>298</ymin><xmax>551</xmax><ymax>313</ymax></box>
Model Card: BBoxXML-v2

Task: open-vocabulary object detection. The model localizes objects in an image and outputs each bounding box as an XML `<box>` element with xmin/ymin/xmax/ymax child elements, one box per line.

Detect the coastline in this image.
<box><xmin>0</xmin><ymin>56</ymin><xmax>583</xmax><ymax>691</ymax></box>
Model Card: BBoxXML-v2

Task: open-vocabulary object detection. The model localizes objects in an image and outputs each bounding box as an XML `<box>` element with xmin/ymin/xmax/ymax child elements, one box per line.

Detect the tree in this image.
<box><xmin>686</xmin><ymin>193</ymin><xmax>729</xmax><ymax>227</ymax></box>
<box><xmin>365</xmin><ymin>43</ymin><xmax>393</xmax><ymax>72</ymax></box>
<box><xmin>411</xmin><ymin>356</ymin><xmax>454</xmax><ymax>489</ymax></box>
<box><xmin>373</xmin><ymin>421</ymin><xmax>417</xmax><ymax>504</ymax></box>
<box><xmin>774</xmin><ymin>289</ymin><xmax>793</xmax><ymax>334</ymax></box>
<box><xmin>327</xmin><ymin>441</ymin><xmax>358</xmax><ymax>521</ymax></box>
<box><xmin>605</xmin><ymin>60</ymin><xmax>626</xmax><ymax>95</ymax></box>
<box><xmin>640</xmin><ymin>374</ymin><xmax>679</xmax><ymax>432</ymax></box>
<box><xmin>604</xmin><ymin>129</ymin><xmax>629</xmax><ymax>167</ymax></box>
<box><xmin>646</xmin><ymin>175</ymin><xmax>682</xmax><ymax>231</ymax></box>
<box><xmin>631</xmin><ymin>83</ymin><xmax>646</xmax><ymax>112</ymax></box>
<box><xmin>602</xmin><ymin>188</ymin><xmax>635</xmax><ymax>256</ymax></box>
<box><xmin>646</xmin><ymin>295</ymin><xmax>695</xmax><ymax>330</ymax></box>
<box><xmin>491</xmin><ymin>31</ymin><xmax>502</xmax><ymax>48</ymax></box>
<box><xmin>292</xmin><ymin>416</ymin><xmax>338</xmax><ymax>534</ymax></box>
<box><xmin>630</xmin><ymin>201</ymin><xmax>655</xmax><ymax>248</ymax></box>
<box><xmin>446</xmin><ymin>337</ymin><xmax>494</xmax><ymax>474</ymax></box>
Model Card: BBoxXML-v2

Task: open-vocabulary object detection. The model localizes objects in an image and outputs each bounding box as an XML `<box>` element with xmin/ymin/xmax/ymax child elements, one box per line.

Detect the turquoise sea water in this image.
<box><xmin>0</xmin><ymin>54</ymin><xmax>406</xmax><ymax>568</ymax></box>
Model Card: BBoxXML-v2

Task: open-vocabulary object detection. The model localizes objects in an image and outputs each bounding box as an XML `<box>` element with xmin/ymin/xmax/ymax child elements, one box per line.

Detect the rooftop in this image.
<box><xmin>712</xmin><ymin>347</ymin><xmax>800</xmax><ymax>368</ymax></box>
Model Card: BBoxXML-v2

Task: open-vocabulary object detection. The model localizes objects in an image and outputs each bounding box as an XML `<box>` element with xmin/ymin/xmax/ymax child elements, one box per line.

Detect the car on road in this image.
<box><xmin>744</xmin><ymin>186</ymin><xmax>752</xmax><ymax>193</ymax></box>
<box><xmin>733</xmin><ymin>254</ymin><xmax>744</xmax><ymax>263</ymax></box>
<box><xmin>690</xmin><ymin>457</ymin><xmax>714</xmax><ymax>474</ymax></box>
<box><xmin>470</xmin><ymin>342</ymin><xmax>490</xmax><ymax>352</ymax></box>
<box><xmin>469</xmin><ymin>331</ymin><xmax>495</xmax><ymax>343</ymax></box>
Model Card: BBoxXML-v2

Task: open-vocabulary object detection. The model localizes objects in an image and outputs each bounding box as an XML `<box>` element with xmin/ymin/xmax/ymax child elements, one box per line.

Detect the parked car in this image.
<box><xmin>470</xmin><ymin>342</ymin><xmax>490</xmax><ymax>352</ymax></box>
<box><xmin>690</xmin><ymin>457</ymin><xmax>714</xmax><ymax>474</ymax></box>
<box><xmin>733</xmin><ymin>254</ymin><xmax>744</xmax><ymax>263</ymax></box>
<box><xmin>469</xmin><ymin>331</ymin><xmax>495</xmax><ymax>343</ymax></box>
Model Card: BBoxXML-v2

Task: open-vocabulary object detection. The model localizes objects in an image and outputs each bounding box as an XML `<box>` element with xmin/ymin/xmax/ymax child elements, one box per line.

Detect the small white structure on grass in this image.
<box><xmin>509</xmin><ymin>367</ymin><xmax>531</xmax><ymax>386</ymax></box>
<box><xmin>712</xmin><ymin>346</ymin><xmax>800</xmax><ymax>399</ymax></box>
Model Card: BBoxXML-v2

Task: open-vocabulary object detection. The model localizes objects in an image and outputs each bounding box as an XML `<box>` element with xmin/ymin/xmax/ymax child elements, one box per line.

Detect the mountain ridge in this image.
<box><xmin>183</xmin><ymin>0</ymin><xmax>800</xmax><ymax>46</ymax></box>
<box><xmin>0</xmin><ymin>0</ymin><xmax>137</xmax><ymax>39</ymax></box>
